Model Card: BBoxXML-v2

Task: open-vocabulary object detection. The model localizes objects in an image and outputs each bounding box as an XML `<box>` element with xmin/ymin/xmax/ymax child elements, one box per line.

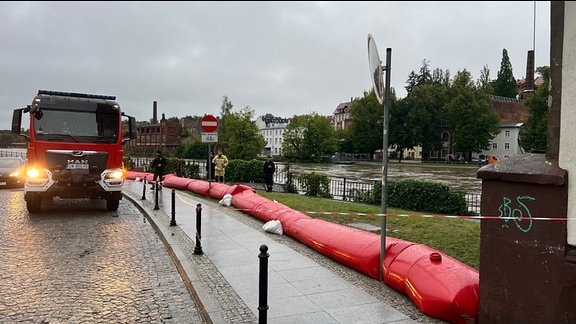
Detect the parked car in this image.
<box><xmin>0</xmin><ymin>157</ymin><xmax>25</xmax><ymax>188</ymax></box>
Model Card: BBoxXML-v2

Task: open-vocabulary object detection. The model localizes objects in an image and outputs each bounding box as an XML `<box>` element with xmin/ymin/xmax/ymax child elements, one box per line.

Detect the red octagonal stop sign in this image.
<box><xmin>201</xmin><ymin>114</ymin><xmax>218</xmax><ymax>132</ymax></box>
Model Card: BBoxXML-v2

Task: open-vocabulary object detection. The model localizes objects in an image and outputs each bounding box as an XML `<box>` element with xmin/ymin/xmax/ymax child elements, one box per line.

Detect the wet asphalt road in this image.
<box><xmin>0</xmin><ymin>187</ymin><xmax>204</xmax><ymax>323</ymax></box>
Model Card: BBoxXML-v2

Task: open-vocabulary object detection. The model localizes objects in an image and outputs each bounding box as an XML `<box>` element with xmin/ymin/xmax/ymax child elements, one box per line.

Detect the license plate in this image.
<box><xmin>67</xmin><ymin>163</ymin><xmax>89</xmax><ymax>169</ymax></box>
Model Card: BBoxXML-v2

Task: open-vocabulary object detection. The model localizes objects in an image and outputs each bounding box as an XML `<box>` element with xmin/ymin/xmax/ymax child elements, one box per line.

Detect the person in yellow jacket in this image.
<box><xmin>212</xmin><ymin>149</ymin><xmax>229</xmax><ymax>183</ymax></box>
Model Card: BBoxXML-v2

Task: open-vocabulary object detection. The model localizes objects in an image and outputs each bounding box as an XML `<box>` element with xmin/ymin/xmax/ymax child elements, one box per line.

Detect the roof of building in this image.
<box><xmin>490</xmin><ymin>95</ymin><xmax>530</xmax><ymax>124</ymax></box>
<box><xmin>332</xmin><ymin>101</ymin><xmax>352</xmax><ymax>115</ymax></box>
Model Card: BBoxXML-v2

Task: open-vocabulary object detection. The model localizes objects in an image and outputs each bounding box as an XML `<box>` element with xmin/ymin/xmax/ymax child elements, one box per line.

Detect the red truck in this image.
<box><xmin>11</xmin><ymin>90</ymin><xmax>137</xmax><ymax>213</ymax></box>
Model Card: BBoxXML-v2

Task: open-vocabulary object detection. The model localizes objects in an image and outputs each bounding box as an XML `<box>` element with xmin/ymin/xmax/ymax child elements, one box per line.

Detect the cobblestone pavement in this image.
<box><xmin>0</xmin><ymin>188</ymin><xmax>205</xmax><ymax>323</ymax></box>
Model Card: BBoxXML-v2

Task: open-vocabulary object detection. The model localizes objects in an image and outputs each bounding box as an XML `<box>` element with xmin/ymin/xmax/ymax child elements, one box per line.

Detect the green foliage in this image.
<box><xmin>353</xmin><ymin>179</ymin><xmax>470</xmax><ymax>215</ymax></box>
<box><xmin>397</xmin><ymin>84</ymin><xmax>446</xmax><ymax>156</ymax></box>
<box><xmin>0</xmin><ymin>130</ymin><xmax>24</xmax><ymax>147</ymax></box>
<box><xmin>298</xmin><ymin>172</ymin><xmax>332</xmax><ymax>198</ymax></box>
<box><xmin>143</xmin><ymin>157</ymin><xmax>201</xmax><ymax>178</ymax></box>
<box><xmin>445</xmin><ymin>70</ymin><xmax>501</xmax><ymax>156</ymax></box>
<box><xmin>393</xmin><ymin>66</ymin><xmax>501</xmax><ymax>160</ymax></box>
<box><xmin>388</xmin><ymin>180</ymin><xmax>469</xmax><ymax>215</ymax></box>
<box><xmin>491</xmin><ymin>48</ymin><xmax>519</xmax><ymax>98</ymax></box>
<box><xmin>282</xmin><ymin>163</ymin><xmax>298</xmax><ymax>193</ymax></box>
<box><xmin>217</xmin><ymin>96</ymin><xmax>265</xmax><ymax>160</ymax></box>
<box><xmin>176</xmin><ymin>138</ymin><xmax>210</xmax><ymax>159</ymax></box>
<box><xmin>347</xmin><ymin>91</ymin><xmax>385</xmax><ymax>154</ymax></box>
<box><xmin>123</xmin><ymin>156</ymin><xmax>135</xmax><ymax>170</ymax></box>
<box><xmin>225</xmin><ymin>159</ymin><xmax>265</xmax><ymax>183</ymax></box>
<box><xmin>166</xmin><ymin>158</ymin><xmax>200</xmax><ymax>178</ymax></box>
<box><xmin>476</xmin><ymin>65</ymin><xmax>494</xmax><ymax>94</ymax></box>
<box><xmin>519</xmin><ymin>66</ymin><xmax>549</xmax><ymax>153</ymax></box>
<box><xmin>282</xmin><ymin>113</ymin><xmax>339</xmax><ymax>163</ymax></box>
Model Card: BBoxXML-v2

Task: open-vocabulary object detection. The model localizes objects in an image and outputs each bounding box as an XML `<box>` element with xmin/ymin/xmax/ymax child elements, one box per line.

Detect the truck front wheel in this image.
<box><xmin>26</xmin><ymin>193</ymin><xmax>42</xmax><ymax>213</ymax></box>
<box><xmin>106</xmin><ymin>198</ymin><xmax>120</xmax><ymax>211</ymax></box>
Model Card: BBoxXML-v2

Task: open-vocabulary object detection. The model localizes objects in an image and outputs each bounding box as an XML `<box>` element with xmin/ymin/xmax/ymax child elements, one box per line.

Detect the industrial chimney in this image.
<box><xmin>152</xmin><ymin>101</ymin><xmax>158</xmax><ymax>124</ymax></box>
<box><xmin>525</xmin><ymin>50</ymin><xmax>535</xmax><ymax>92</ymax></box>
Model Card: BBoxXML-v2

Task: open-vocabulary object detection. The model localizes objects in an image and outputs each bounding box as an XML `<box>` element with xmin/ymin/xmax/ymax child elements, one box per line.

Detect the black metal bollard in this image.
<box><xmin>141</xmin><ymin>178</ymin><xmax>146</xmax><ymax>200</ymax></box>
<box><xmin>193</xmin><ymin>203</ymin><xmax>203</xmax><ymax>255</ymax></box>
<box><xmin>170</xmin><ymin>189</ymin><xmax>177</xmax><ymax>226</ymax></box>
<box><xmin>258</xmin><ymin>244</ymin><xmax>269</xmax><ymax>324</ymax></box>
<box><xmin>153</xmin><ymin>182</ymin><xmax>159</xmax><ymax>210</ymax></box>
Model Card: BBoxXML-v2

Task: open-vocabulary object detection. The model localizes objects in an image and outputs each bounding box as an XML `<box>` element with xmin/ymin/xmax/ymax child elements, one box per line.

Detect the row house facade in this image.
<box><xmin>255</xmin><ymin>115</ymin><xmax>290</xmax><ymax>157</ymax></box>
<box><xmin>476</xmin><ymin>95</ymin><xmax>530</xmax><ymax>159</ymax></box>
<box><xmin>330</xmin><ymin>99</ymin><xmax>353</xmax><ymax>130</ymax></box>
<box><xmin>126</xmin><ymin>101</ymin><xmax>182</xmax><ymax>156</ymax></box>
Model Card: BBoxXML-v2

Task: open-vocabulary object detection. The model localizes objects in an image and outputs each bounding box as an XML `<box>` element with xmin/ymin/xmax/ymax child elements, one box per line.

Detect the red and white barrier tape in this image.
<box><xmin>303</xmin><ymin>211</ymin><xmax>573</xmax><ymax>221</ymax></box>
<box><xmin>172</xmin><ymin>192</ymin><xmax>572</xmax><ymax>222</ymax></box>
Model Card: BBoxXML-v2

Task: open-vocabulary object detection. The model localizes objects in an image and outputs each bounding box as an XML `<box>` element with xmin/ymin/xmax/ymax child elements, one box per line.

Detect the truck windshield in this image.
<box><xmin>33</xmin><ymin>108</ymin><xmax>119</xmax><ymax>143</ymax></box>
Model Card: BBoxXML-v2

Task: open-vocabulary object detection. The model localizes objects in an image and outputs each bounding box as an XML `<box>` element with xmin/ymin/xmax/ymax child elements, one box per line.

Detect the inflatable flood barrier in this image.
<box><xmin>125</xmin><ymin>172</ymin><xmax>479</xmax><ymax>323</ymax></box>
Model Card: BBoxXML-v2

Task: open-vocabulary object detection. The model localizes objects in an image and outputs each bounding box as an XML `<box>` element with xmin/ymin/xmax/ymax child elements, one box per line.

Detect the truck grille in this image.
<box><xmin>45</xmin><ymin>150</ymin><xmax>108</xmax><ymax>185</ymax></box>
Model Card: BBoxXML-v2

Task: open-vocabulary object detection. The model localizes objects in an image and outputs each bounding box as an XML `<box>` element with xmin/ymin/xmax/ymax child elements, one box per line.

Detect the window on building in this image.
<box><xmin>505</xmin><ymin>143</ymin><xmax>510</xmax><ymax>150</ymax></box>
<box><xmin>505</xmin><ymin>130</ymin><xmax>510</xmax><ymax>137</ymax></box>
<box><xmin>492</xmin><ymin>143</ymin><xmax>498</xmax><ymax>150</ymax></box>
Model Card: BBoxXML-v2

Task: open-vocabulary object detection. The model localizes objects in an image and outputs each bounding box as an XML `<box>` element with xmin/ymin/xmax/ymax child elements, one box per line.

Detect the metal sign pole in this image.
<box><xmin>208</xmin><ymin>143</ymin><xmax>212</xmax><ymax>190</ymax></box>
<box><xmin>368</xmin><ymin>33</ymin><xmax>391</xmax><ymax>282</ymax></box>
<box><xmin>380</xmin><ymin>48</ymin><xmax>392</xmax><ymax>282</ymax></box>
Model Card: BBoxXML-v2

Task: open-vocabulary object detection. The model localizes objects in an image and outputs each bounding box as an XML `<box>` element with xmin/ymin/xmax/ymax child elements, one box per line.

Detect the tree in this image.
<box><xmin>217</xmin><ymin>96</ymin><xmax>265</xmax><ymax>160</ymax></box>
<box><xmin>491</xmin><ymin>48</ymin><xmax>519</xmax><ymax>98</ymax></box>
<box><xmin>0</xmin><ymin>130</ymin><xmax>25</xmax><ymax>147</ymax></box>
<box><xmin>398</xmin><ymin>84</ymin><xmax>447</xmax><ymax>159</ymax></box>
<box><xmin>519</xmin><ymin>66</ymin><xmax>549</xmax><ymax>152</ymax></box>
<box><xmin>389</xmin><ymin>97</ymin><xmax>415</xmax><ymax>156</ymax></box>
<box><xmin>176</xmin><ymin>138</ymin><xmax>209</xmax><ymax>159</ymax></box>
<box><xmin>430</xmin><ymin>67</ymin><xmax>451</xmax><ymax>86</ymax></box>
<box><xmin>282</xmin><ymin>113</ymin><xmax>338</xmax><ymax>163</ymax></box>
<box><xmin>476</xmin><ymin>65</ymin><xmax>494</xmax><ymax>94</ymax></box>
<box><xmin>444</xmin><ymin>70</ymin><xmax>501</xmax><ymax>158</ymax></box>
<box><xmin>346</xmin><ymin>90</ymin><xmax>385</xmax><ymax>154</ymax></box>
<box><xmin>405</xmin><ymin>59</ymin><xmax>432</xmax><ymax>96</ymax></box>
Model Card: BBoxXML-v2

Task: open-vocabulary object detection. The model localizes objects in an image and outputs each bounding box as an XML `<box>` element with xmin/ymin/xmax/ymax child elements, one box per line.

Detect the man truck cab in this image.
<box><xmin>12</xmin><ymin>90</ymin><xmax>137</xmax><ymax>213</ymax></box>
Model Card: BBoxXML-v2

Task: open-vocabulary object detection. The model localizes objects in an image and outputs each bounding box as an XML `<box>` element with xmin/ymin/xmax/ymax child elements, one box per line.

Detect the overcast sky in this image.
<box><xmin>0</xmin><ymin>1</ymin><xmax>550</xmax><ymax>130</ymax></box>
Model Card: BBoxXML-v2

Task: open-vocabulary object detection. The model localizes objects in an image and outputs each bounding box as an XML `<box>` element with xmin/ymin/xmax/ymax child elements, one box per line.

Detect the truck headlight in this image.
<box><xmin>103</xmin><ymin>169</ymin><xmax>125</xmax><ymax>180</ymax></box>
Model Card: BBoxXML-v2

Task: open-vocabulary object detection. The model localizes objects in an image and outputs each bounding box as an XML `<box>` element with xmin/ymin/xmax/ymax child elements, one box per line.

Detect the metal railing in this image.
<box><xmin>121</xmin><ymin>156</ymin><xmax>482</xmax><ymax>214</ymax></box>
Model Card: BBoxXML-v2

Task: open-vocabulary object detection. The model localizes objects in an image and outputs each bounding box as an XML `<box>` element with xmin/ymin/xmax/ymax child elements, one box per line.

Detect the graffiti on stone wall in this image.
<box><xmin>498</xmin><ymin>195</ymin><xmax>536</xmax><ymax>233</ymax></box>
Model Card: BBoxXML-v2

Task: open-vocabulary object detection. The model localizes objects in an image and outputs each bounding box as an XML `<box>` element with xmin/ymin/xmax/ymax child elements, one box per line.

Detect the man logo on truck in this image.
<box><xmin>12</xmin><ymin>90</ymin><xmax>138</xmax><ymax>213</ymax></box>
<box><xmin>67</xmin><ymin>159</ymin><xmax>89</xmax><ymax>170</ymax></box>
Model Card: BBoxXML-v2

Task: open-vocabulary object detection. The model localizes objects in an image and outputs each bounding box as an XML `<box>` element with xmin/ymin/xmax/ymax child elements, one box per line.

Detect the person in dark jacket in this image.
<box><xmin>263</xmin><ymin>155</ymin><xmax>276</xmax><ymax>192</ymax></box>
<box><xmin>150</xmin><ymin>150</ymin><xmax>167</xmax><ymax>190</ymax></box>
<box><xmin>206</xmin><ymin>152</ymin><xmax>215</xmax><ymax>181</ymax></box>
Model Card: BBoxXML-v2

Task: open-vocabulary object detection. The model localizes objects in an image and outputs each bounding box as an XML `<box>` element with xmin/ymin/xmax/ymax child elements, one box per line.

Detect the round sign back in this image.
<box><xmin>368</xmin><ymin>34</ymin><xmax>384</xmax><ymax>105</ymax></box>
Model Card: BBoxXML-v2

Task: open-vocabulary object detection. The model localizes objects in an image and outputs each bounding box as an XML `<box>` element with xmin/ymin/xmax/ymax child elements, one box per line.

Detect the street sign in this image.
<box><xmin>201</xmin><ymin>132</ymin><xmax>218</xmax><ymax>143</ymax></box>
<box><xmin>201</xmin><ymin>114</ymin><xmax>218</xmax><ymax>132</ymax></box>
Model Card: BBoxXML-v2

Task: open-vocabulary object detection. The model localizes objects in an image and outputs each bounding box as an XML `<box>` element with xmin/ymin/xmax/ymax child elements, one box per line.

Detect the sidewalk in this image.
<box><xmin>122</xmin><ymin>180</ymin><xmax>417</xmax><ymax>324</ymax></box>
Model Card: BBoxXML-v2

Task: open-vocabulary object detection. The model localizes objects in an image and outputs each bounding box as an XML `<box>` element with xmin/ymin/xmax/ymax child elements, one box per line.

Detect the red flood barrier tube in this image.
<box><xmin>226</xmin><ymin>184</ymin><xmax>255</xmax><ymax>196</ymax></box>
<box><xmin>231</xmin><ymin>189</ymin><xmax>311</xmax><ymax>234</ymax></box>
<box><xmin>186</xmin><ymin>179</ymin><xmax>210</xmax><ymax>197</ymax></box>
<box><xmin>383</xmin><ymin>243</ymin><xmax>479</xmax><ymax>323</ymax></box>
<box><xmin>162</xmin><ymin>174</ymin><xmax>192</xmax><ymax>190</ymax></box>
<box><xmin>125</xmin><ymin>171</ymin><xmax>149</xmax><ymax>180</ymax></box>
<box><xmin>208</xmin><ymin>182</ymin><xmax>231</xmax><ymax>200</ymax></box>
<box><xmin>290</xmin><ymin>217</ymin><xmax>382</xmax><ymax>279</ymax></box>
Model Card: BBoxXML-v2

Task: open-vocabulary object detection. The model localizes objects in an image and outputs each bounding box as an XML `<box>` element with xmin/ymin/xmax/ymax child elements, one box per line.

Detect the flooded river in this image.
<box><xmin>285</xmin><ymin>161</ymin><xmax>482</xmax><ymax>195</ymax></box>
